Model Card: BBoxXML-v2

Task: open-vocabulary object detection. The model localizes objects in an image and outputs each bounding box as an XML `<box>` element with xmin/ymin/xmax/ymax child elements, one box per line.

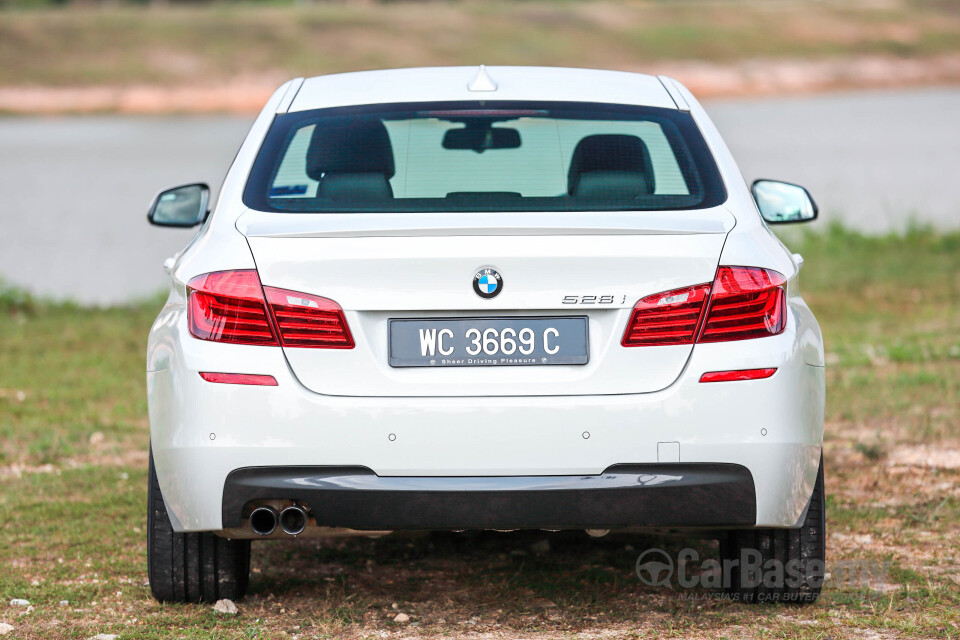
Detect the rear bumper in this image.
<box><xmin>222</xmin><ymin>464</ymin><xmax>756</xmax><ymax>530</ymax></box>
<box><xmin>148</xmin><ymin>306</ymin><xmax>824</xmax><ymax>532</ymax></box>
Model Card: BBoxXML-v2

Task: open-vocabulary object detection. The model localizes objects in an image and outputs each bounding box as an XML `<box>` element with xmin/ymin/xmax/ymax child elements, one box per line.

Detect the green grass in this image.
<box><xmin>794</xmin><ymin>224</ymin><xmax>960</xmax><ymax>441</ymax></box>
<box><xmin>1</xmin><ymin>0</ymin><xmax>960</xmax><ymax>87</ymax></box>
<box><xmin>0</xmin><ymin>295</ymin><xmax>155</xmax><ymax>467</ymax></box>
<box><xmin>1</xmin><ymin>225</ymin><xmax>959</xmax><ymax>638</ymax></box>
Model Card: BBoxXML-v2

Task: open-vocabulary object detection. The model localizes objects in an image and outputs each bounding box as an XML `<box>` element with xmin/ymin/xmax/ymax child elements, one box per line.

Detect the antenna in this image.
<box><xmin>467</xmin><ymin>65</ymin><xmax>498</xmax><ymax>92</ymax></box>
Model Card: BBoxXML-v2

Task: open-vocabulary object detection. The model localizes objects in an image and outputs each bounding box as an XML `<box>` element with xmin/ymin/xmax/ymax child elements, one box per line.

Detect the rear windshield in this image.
<box><xmin>243</xmin><ymin>101</ymin><xmax>726</xmax><ymax>213</ymax></box>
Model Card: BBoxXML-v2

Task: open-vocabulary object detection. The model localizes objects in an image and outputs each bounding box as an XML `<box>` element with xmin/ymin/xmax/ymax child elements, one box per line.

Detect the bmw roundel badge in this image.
<box><xmin>473</xmin><ymin>268</ymin><xmax>503</xmax><ymax>299</ymax></box>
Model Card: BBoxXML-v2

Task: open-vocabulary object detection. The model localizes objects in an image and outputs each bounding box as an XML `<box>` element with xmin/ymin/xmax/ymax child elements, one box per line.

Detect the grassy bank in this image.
<box><xmin>1</xmin><ymin>0</ymin><xmax>960</xmax><ymax>88</ymax></box>
<box><xmin>1</xmin><ymin>225</ymin><xmax>958</xmax><ymax>638</ymax></box>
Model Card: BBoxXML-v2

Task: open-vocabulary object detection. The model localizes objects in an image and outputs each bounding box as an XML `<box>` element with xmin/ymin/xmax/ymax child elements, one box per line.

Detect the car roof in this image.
<box><xmin>287</xmin><ymin>66</ymin><xmax>679</xmax><ymax>113</ymax></box>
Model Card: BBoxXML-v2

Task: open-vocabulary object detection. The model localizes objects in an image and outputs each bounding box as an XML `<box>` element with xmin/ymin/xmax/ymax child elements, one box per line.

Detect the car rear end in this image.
<box><xmin>147</xmin><ymin>68</ymin><xmax>823</xmax><ymax>541</ymax></box>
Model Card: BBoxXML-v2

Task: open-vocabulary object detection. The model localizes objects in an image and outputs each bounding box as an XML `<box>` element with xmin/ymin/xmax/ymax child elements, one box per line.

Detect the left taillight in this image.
<box><xmin>187</xmin><ymin>270</ymin><xmax>353</xmax><ymax>349</ymax></box>
<box><xmin>187</xmin><ymin>270</ymin><xmax>279</xmax><ymax>346</ymax></box>
<box><xmin>264</xmin><ymin>287</ymin><xmax>354</xmax><ymax>349</ymax></box>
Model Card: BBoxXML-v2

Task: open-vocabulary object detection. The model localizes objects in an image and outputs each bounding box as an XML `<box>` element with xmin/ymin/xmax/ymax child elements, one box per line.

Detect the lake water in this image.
<box><xmin>1</xmin><ymin>87</ymin><xmax>957</xmax><ymax>304</ymax></box>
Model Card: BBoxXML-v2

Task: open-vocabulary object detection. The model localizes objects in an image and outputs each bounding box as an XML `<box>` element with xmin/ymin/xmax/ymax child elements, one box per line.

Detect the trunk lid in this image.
<box><xmin>238</xmin><ymin>208</ymin><xmax>734</xmax><ymax>397</ymax></box>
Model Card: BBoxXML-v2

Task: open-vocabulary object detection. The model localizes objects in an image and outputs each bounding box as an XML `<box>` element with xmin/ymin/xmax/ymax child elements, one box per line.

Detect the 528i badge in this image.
<box><xmin>561</xmin><ymin>295</ymin><xmax>627</xmax><ymax>305</ymax></box>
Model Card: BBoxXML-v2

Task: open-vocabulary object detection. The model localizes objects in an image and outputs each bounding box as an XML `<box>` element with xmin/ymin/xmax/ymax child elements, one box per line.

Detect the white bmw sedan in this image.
<box><xmin>145</xmin><ymin>66</ymin><xmax>825</xmax><ymax>605</ymax></box>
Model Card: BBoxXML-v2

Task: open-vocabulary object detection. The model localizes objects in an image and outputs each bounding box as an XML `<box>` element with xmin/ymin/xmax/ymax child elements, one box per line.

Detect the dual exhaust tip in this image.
<box><xmin>249</xmin><ymin>505</ymin><xmax>308</xmax><ymax>536</ymax></box>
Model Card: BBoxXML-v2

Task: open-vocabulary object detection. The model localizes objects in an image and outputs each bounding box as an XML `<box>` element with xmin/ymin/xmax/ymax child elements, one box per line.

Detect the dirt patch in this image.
<box><xmin>0</xmin><ymin>449</ymin><xmax>147</xmax><ymax>479</ymax></box>
<box><xmin>0</xmin><ymin>79</ymin><xmax>280</xmax><ymax>115</ymax></box>
<box><xmin>0</xmin><ymin>463</ymin><xmax>59</xmax><ymax>480</ymax></box>
<box><xmin>1</xmin><ymin>54</ymin><xmax>958</xmax><ymax>115</ymax></box>
<box><xmin>888</xmin><ymin>445</ymin><xmax>960</xmax><ymax>470</ymax></box>
<box><xmin>659</xmin><ymin>53</ymin><xmax>960</xmax><ymax>99</ymax></box>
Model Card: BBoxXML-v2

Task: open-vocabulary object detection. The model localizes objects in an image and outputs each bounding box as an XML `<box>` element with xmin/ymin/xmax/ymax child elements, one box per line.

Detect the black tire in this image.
<box><xmin>720</xmin><ymin>455</ymin><xmax>826</xmax><ymax>604</ymax></box>
<box><xmin>148</xmin><ymin>449</ymin><xmax>251</xmax><ymax>603</ymax></box>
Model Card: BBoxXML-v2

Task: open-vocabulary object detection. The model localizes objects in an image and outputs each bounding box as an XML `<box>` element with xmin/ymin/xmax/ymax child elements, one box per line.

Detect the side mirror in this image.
<box><xmin>751</xmin><ymin>179</ymin><xmax>818</xmax><ymax>224</ymax></box>
<box><xmin>147</xmin><ymin>183</ymin><xmax>210</xmax><ymax>227</ymax></box>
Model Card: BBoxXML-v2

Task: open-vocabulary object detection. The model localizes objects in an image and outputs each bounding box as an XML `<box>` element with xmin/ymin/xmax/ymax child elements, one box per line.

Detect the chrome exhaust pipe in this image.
<box><xmin>249</xmin><ymin>506</ymin><xmax>278</xmax><ymax>536</ymax></box>
<box><xmin>279</xmin><ymin>505</ymin><xmax>308</xmax><ymax>536</ymax></box>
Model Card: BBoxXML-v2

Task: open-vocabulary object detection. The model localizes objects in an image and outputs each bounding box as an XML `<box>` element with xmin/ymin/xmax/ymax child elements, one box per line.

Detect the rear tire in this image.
<box><xmin>147</xmin><ymin>449</ymin><xmax>251</xmax><ymax>603</ymax></box>
<box><xmin>720</xmin><ymin>455</ymin><xmax>826</xmax><ymax>604</ymax></box>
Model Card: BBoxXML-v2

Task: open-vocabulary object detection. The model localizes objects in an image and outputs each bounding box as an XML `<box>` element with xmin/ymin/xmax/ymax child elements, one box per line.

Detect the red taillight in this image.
<box><xmin>622</xmin><ymin>266</ymin><xmax>786</xmax><ymax>347</ymax></box>
<box><xmin>188</xmin><ymin>270</ymin><xmax>279</xmax><ymax>346</ymax></box>
<box><xmin>199</xmin><ymin>372</ymin><xmax>278</xmax><ymax>386</ymax></box>
<box><xmin>621</xmin><ymin>283</ymin><xmax>711</xmax><ymax>347</ymax></box>
<box><xmin>187</xmin><ymin>270</ymin><xmax>353</xmax><ymax>349</ymax></box>
<box><xmin>264</xmin><ymin>287</ymin><xmax>354</xmax><ymax>349</ymax></box>
<box><xmin>698</xmin><ymin>266</ymin><xmax>786</xmax><ymax>342</ymax></box>
<box><xmin>699</xmin><ymin>368</ymin><xmax>777</xmax><ymax>383</ymax></box>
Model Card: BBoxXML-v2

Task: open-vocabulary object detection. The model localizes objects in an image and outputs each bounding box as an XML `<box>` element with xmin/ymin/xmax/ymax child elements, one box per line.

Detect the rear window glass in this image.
<box><xmin>243</xmin><ymin>101</ymin><xmax>726</xmax><ymax>213</ymax></box>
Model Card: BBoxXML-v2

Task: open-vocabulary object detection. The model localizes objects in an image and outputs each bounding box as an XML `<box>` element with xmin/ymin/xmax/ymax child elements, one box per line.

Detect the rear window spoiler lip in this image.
<box><xmin>235</xmin><ymin>207</ymin><xmax>737</xmax><ymax>239</ymax></box>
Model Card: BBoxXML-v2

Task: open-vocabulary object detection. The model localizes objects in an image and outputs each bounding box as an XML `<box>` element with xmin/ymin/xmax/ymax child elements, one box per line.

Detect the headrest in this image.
<box><xmin>572</xmin><ymin>171</ymin><xmax>653</xmax><ymax>200</ymax></box>
<box><xmin>306</xmin><ymin>117</ymin><xmax>395</xmax><ymax>182</ymax></box>
<box><xmin>317</xmin><ymin>173</ymin><xmax>393</xmax><ymax>201</ymax></box>
<box><xmin>567</xmin><ymin>134</ymin><xmax>655</xmax><ymax>195</ymax></box>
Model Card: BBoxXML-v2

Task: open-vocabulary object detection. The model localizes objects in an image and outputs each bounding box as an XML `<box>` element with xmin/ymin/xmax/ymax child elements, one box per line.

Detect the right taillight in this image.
<box><xmin>622</xmin><ymin>266</ymin><xmax>786</xmax><ymax>347</ymax></box>
<box><xmin>698</xmin><ymin>266</ymin><xmax>786</xmax><ymax>342</ymax></box>
<box><xmin>187</xmin><ymin>270</ymin><xmax>353</xmax><ymax>348</ymax></box>
<box><xmin>621</xmin><ymin>283</ymin><xmax>712</xmax><ymax>347</ymax></box>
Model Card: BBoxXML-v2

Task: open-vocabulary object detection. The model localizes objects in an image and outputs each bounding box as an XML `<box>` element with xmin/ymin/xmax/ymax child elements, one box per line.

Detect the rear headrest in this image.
<box><xmin>306</xmin><ymin>117</ymin><xmax>395</xmax><ymax>181</ymax></box>
<box><xmin>567</xmin><ymin>134</ymin><xmax>655</xmax><ymax>195</ymax></box>
<box><xmin>572</xmin><ymin>171</ymin><xmax>652</xmax><ymax>200</ymax></box>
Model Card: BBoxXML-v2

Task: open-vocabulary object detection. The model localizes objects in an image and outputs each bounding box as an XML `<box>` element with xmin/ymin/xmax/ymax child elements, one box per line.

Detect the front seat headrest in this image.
<box><xmin>305</xmin><ymin>117</ymin><xmax>396</xmax><ymax>182</ymax></box>
<box><xmin>567</xmin><ymin>134</ymin><xmax>655</xmax><ymax>197</ymax></box>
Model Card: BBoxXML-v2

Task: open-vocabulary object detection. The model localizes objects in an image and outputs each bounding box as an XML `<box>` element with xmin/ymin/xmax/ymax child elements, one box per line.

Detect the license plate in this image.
<box><xmin>388</xmin><ymin>317</ymin><xmax>589</xmax><ymax>368</ymax></box>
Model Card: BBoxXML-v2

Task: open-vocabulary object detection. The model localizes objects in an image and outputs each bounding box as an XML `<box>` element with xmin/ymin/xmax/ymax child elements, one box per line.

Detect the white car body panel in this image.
<box><xmin>288</xmin><ymin>67</ymin><xmax>679</xmax><ymax>113</ymax></box>
<box><xmin>235</xmin><ymin>208</ymin><xmax>733</xmax><ymax>238</ymax></box>
<box><xmin>146</xmin><ymin>66</ymin><xmax>825</xmax><ymax>533</ymax></box>
<box><xmin>243</xmin><ymin>212</ymin><xmax>732</xmax><ymax>397</ymax></box>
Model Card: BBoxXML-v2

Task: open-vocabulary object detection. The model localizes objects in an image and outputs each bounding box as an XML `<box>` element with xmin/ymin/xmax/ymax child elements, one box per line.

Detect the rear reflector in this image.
<box><xmin>188</xmin><ymin>270</ymin><xmax>279</xmax><ymax>346</ymax></box>
<box><xmin>622</xmin><ymin>266</ymin><xmax>787</xmax><ymax>347</ymax></box>
<box><xmin>199</xmin><ymin>372</ymin><xmax>278</xmax><ymax>386</ymax></box>
<box><xmin>699</xmin><ymin>368</ymin><xmax>777</xmax><ymax>383</ymax></box>
<box><xmin>186</xmin><ymin>270</ymin><xmax>354</xmax><ymax>349</ymax></box>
